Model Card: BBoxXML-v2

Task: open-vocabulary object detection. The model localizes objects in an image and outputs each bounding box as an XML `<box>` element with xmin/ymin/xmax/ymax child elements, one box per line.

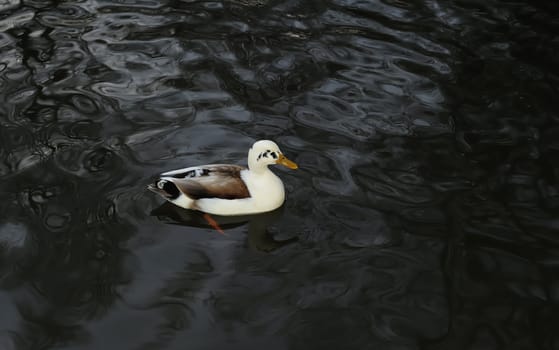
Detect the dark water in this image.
<box><xmin>1</xmin><ymin>0</ymin><xmax>558</xmax><ymax>349</ymax></box>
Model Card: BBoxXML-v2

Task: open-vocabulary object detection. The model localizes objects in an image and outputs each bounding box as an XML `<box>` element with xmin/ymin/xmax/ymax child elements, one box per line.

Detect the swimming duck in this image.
<box><xmin>148</xmin><ymin>140</ymin><xmax>298</xmax><ymax>216</ymax></box>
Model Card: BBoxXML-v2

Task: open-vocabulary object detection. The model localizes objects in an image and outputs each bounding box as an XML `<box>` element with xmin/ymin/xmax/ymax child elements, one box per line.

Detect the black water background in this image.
<box><xmin>1</xmin><ymin>0</ymin><xmax>559</xmax><ymax>349</ymax></box>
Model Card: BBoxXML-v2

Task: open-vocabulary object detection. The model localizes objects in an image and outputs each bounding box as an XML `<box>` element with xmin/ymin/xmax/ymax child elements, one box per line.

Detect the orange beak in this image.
<box><xmin>276</xmin><ymin>154</ymin><xmax>298</xmax><ymax>169</ymax></box>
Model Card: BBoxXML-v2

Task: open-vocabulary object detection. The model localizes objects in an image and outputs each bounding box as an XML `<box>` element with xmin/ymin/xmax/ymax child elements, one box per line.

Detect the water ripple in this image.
<box><xmin>0</xmin><ymin>0</ymin><xmax>557</xmax><ymax>349</ymax></box>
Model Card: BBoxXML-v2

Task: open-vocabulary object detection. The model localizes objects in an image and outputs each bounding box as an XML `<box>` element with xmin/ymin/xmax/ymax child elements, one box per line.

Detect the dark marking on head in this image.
<box><xmin>257</xmin><ymin>150</ymin><xmax>278</xmax><ymax>161</ymax></box>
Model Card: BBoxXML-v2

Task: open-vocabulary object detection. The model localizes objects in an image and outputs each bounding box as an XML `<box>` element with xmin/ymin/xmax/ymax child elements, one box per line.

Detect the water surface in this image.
<box><xmin>1</xmin><ymin>0</ymin><xmax>558</xmax><ymax>349</ymax></box>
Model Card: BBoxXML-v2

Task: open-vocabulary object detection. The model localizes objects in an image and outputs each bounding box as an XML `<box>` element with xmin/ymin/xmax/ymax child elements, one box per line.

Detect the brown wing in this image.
<box><xmin>169</xmin><ymin>165</ymin><xmax>250</xmax><ymax>200</ymax></box>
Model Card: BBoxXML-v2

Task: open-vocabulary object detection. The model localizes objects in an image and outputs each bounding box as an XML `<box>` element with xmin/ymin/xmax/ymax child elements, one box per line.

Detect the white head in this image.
<box><xmin>247</xmin><ymin>140</ymin><xmax>298</xmax><ymax>172</ymax></box>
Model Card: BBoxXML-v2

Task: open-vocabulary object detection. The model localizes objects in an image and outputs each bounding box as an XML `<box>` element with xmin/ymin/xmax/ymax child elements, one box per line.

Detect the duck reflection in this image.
<box><xmin>151</xmin><ymin>203</ymin><xmax>298</xmax><ymax>252</ymax></box>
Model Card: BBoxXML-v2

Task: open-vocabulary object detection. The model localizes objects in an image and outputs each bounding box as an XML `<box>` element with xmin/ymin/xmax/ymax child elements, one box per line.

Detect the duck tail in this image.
<box><xmin>148</xmin><ymin>178</ymin><xmax>181</xmax><ymax>199</ymax></box>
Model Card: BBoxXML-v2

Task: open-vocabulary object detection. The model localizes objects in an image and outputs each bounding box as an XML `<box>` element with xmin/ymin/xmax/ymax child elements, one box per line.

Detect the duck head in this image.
<box><xmin>248</xmin><ymin>140</ymin><xmax>298</xmax><ymax>172</ymax></box>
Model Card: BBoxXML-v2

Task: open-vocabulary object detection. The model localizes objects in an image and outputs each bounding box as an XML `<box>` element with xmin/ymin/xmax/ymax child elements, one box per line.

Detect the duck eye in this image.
<box><xmin>271</xmin><ymin>152</ymin><xmax>277</xmax><ymax>159</ymax></box>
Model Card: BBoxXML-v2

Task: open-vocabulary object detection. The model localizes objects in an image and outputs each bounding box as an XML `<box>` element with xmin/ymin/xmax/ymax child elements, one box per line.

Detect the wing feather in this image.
<box><xmin>162</xmin><ymin>164</ymin><xmax>250</xmax><ymax>200</ymax></box>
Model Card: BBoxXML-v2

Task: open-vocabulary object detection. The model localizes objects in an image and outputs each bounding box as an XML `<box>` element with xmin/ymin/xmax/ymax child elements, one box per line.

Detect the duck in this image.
<box><xmin>148</xmin><ymin>140</ymin><xmax>298</xmax><ymax>216</ymax></box>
